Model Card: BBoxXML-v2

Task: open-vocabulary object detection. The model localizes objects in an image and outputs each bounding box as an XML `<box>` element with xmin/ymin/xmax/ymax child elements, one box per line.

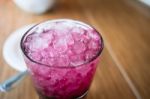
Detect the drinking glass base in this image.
<box><xmin>38</xmin><ymin>91</ymin><xmax>88</xmax><ymax>99</ymax></box>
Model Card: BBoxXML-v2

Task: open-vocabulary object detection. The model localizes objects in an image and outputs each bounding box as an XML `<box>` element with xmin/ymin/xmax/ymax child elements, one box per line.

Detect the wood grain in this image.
<box><xmin>0</xmin><ymin>0</ymin><xmax>150</xmax><ymax>99</ymax></box>
<box><xmin>77</xmin><ymin>0</ymin><xmax>150</xmax><ymax>99</ymax></box>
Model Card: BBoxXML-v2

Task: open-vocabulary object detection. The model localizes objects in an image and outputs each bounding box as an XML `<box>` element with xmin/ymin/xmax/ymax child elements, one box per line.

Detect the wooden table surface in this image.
<box><xmin>0</xmin><ymin>0</ymin><xmax>150</xmax><ymax>99</ymax></box>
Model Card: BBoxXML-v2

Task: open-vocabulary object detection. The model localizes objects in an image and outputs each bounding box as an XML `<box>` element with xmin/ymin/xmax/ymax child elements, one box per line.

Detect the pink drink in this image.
<box><xmin>21</xmin><ymin>19</ymin><xmax>103</xmax><ymax>99</ymax></box>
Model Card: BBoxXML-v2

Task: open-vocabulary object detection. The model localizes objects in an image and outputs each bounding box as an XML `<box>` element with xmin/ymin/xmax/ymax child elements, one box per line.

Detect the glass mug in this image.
<box><xmin>20</xmin><ymin>19</ymin><xmax>104</xmax><ymax>99</ymax></box>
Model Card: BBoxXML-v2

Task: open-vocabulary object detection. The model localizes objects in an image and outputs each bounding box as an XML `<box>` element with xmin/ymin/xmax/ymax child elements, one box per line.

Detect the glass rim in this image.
<box><xmin>20</xmin><ymin>19</ymin><xmax>104</xmax><ymax>68</ymax></box>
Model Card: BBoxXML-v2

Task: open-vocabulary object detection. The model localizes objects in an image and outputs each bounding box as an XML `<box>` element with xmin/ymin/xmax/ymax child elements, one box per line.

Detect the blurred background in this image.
<box><xmin>0</xmin><ymin>0</ymin><xmax>150</xmax><ymax>99</ymax></box>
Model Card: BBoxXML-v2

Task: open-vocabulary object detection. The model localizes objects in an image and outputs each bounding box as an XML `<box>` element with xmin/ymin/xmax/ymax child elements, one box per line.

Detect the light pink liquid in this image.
<box><xmin>21</xmin><ymin>19</ymin><xmax>103</xmax><ymax>99</ymax></box>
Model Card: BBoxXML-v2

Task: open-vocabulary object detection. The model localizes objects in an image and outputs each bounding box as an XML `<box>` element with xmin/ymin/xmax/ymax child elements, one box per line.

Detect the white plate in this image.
<box><xmin>3</xmin><ymin>24</ymin><xmax>35</xmax><ymax>72</ymax></box>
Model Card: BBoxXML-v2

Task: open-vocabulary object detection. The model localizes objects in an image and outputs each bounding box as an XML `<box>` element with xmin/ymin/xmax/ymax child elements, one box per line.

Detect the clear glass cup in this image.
<box><xmin>20</xmin><ymin>19</ymin><xmax>104</xmax><ymax>99</ymax></box>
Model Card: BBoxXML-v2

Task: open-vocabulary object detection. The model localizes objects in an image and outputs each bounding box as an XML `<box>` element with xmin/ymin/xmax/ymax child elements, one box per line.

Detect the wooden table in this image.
<box><xmin>0</xmin><ymin>0</ymin><xmax>150</xmax><ymax>99</ymax></box>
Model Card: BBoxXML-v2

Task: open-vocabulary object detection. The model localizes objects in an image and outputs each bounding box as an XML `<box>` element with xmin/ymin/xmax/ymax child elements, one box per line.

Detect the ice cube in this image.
<box><xmin>31</xmin><ymin>52</ymin><xmax>42</xmax><ymax>61</ymax></box>
<box><xmin>31</xmin><ymin>37</ymin><xmax>49</xmax><ymax>51</ymax></box>
<box><xmin>39</xmin><ymin>30</ymin><xmax>54</xmax><ymax>44</ymax></box>
<box><xmin>34</xmin><ymin>27</ymin><xmax>43</xmax><ymax>34</ymax></box>
<box><xmin>70</xmin><ymin>54</ymin><xmax>85</xmax><ymax>66</ymax></box>
<box><xmin>88</xmin><ymin>31</ymin><xmax>100</xmax><ymax>40</ymax></box>
<box><xmin>71</xmin><ymin>27</ymin><xmax>85</xmax><ymax>35</ymax></box>
<box><xmin>65</xmin><ymin>34</ymin><xmax>74</xmax><ymax>45</ymax></box>
<box><xmin>72</xmin><ymin>41</ymin><xmax>86</xmax><ymax>54</ymax></box>
<box><xmin>85</xmin><ymin>50</ymin><xmax>97</xmax><ymax>61</ymax></box>
<box><xmin>39</xmin><ymin>66</ymin><xmax>50</xmax><ymax>77</ymax></box>
<box><xmin>88</xmin><ymin>40</ymin><xmax>99</xmax><ymax>50</ymax></box>
<box><xmin>55</xmin><ymin>56</ymin><xmax>69</xmax><ymax>66</ymax></box>
<box><xmin>79</xmin><ymin>35</ymin><xmax>90</xmax><ymax>44</ymax></box>
<box><xmin>53</xmin><ymin>23</ymin><xmax>70</xmax><ymax>37</ymax></box>
<box><xmin>47</xmin><ymin>57</ymin><xmax>56</xmax><ymax>66</ymax></box>
<box><xmin>53</xmin><ymin>38</ymin><xmax>68</xmax><ymax>53</ymax></box>
<box><xmin>43</xmin><ymin>47</ymin><xmax>59</xmax><ymax>57</ymax></box>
